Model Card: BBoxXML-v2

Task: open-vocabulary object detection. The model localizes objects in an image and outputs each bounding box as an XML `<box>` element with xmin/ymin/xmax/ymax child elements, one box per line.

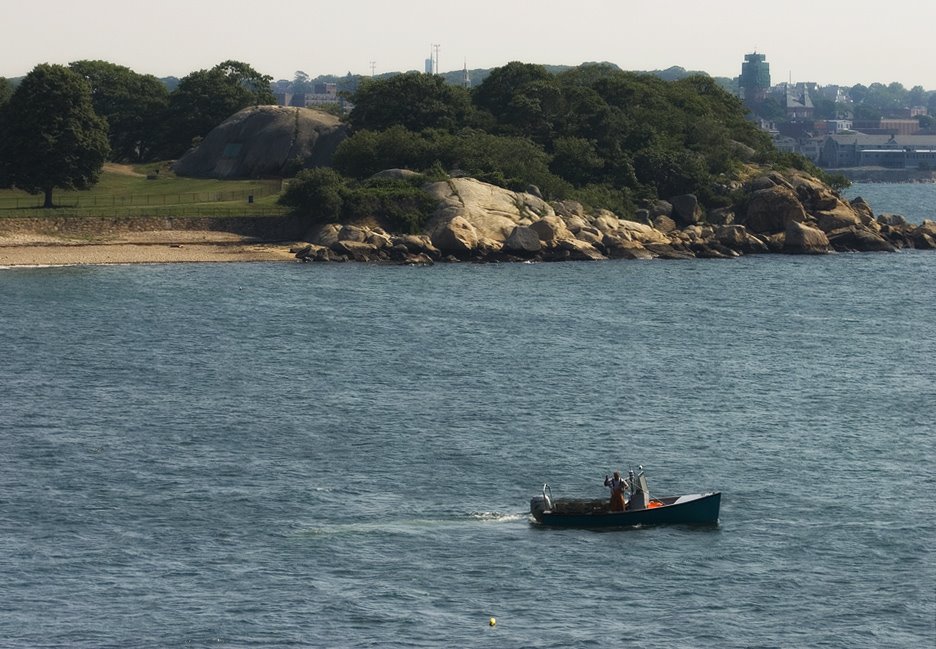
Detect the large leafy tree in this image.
<box><xmin>0</xmin><ymin>64</ymin><xmax>109</xmax><ymax>207</ymax></box>
<box><xmin>472</xmin><ymin>61</ymin><xmax>552</xmax><ymax>124</ymax></box>
<box><xmin>347</xmin><ymin>72</ymin><xmax>472</xmax><ymax>133</ymax></box>
<box><xmin>162</xmin><ymin>60</ymin><xmax>276</xmax><ymax>157</ymax></box>
<box><xmin>69</xmin><ymin>60</ymin><xmax>169</xmax><ymax>162</ymax></box>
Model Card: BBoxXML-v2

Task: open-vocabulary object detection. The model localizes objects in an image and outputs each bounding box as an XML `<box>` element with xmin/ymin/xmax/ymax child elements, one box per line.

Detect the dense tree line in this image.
<box><xmin>287</xmin><ymin>62</ymin><xmax>778</xmax><ymax>224</ymax></box>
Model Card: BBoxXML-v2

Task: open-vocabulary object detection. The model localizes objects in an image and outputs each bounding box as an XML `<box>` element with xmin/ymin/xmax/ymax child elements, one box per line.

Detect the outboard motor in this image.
<box><xmin>628</xmin><ymin>469</ymin><xmax>651</xmax><ymax>510</ymax></box>
<box><xmin>530</xmin><ymin>484</ymin><xmax>553</xmax><ymax>521</ymax></box>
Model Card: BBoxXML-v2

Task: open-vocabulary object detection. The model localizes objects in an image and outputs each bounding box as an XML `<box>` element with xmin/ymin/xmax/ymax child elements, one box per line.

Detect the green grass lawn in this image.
<box><xmin>0</xmin><ymin>163</ymin><xmax>290</xmax><ymax>218</ymax></box>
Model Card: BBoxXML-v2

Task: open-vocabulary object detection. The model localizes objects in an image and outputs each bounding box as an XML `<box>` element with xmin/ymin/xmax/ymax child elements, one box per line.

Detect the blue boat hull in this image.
<box><xmin>534</xmin><ymin>492</ymin><xmax>721</xmax><ymax>529</ymax></box>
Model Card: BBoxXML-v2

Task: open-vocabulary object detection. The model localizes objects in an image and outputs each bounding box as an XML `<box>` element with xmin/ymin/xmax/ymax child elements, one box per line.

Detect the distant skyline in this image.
<box><xmin>3</xmin><ymin>0</ymin><xmax>935</xmax><ymax>90</ymax></box>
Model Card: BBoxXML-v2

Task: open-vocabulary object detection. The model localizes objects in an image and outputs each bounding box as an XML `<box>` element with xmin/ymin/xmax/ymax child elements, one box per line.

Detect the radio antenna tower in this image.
<box><xmin>431</xmin><ymin>43</ymin><xmax>440</xmax><ymax>75</ymax></box>
<box><xmin>369</xmin><ymin>61</ymin><xmax>376</xmax><ymax>77</ymax></box>
<box><xmin>462</xmin><ymin>58</ymin><xmax>471</xmax><ymax>88</ymax></box>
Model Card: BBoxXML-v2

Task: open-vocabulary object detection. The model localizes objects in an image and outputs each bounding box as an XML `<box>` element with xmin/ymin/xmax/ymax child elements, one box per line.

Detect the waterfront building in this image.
<box><xmin>820</xmin><ymin>134</ymin><xmax>936</xmax><ymax>168</ymax></box>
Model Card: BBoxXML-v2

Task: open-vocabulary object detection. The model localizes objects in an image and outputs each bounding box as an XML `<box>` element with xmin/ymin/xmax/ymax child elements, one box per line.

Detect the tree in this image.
<box><xmin>908</xmin><ymin>85</ymin><xmax>926</xmax><ymax>107</ymax></box>
<box><xmin>0</xmin><ymin>64</ymin><xmax>109</xmax><ymax>207</ymax></box>
<box><xmin>472</xmin><ymin>62</ymin><xmax>552</xmax><ymax>122</ymax></box>
<box><xmin>550</xmin><ymin>136</ymin><xmax>604</xmax><ymax>186</ymax></box>
<box><xmin>0</xmin><ymin>77</ymin><xmax>11</xmax><ymax>106</ymax></box>
<box><xmin>348</xmin><ymin>72</ymin><xmax>472</xmax><ymax>133</ymax></box>
<box><xmin>162</xmin><ymin>60</ymin><xmax>275</xmax><ymax>157</ymax></box>
<box><xmin>279</xmin><ymin>167</ymin><xmax>346</xmax><ymax>222</ymax></box>
<box><xmin>292</xmin><ymin>71</ymin><xmax>313</xmax><ymax>94</ymax></box>
<box><xmin>69</xmin><ymin>60</ymin><xmax>169</xmax><ymax>161</ymax></box>
<box><xmin>0</xmin><ymin>77</ymin><xmax>11</xmax><ymax>146</ymax></box>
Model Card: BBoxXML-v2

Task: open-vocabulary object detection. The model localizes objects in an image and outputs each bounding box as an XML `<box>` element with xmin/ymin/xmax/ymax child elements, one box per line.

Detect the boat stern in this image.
<box><xmin>530</xmin><ymin>495</ymin><xmax>549</xmax><ymax>522</ymax></box>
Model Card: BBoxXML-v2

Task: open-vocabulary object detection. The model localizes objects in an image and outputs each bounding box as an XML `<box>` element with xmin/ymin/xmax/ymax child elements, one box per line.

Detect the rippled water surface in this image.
<box><xmin>844</xmin><ymin>181</ymin><xmax>936</xmax><ymax>221</ymax></box>
<box><xmin>2</xmin><ymin>252</ymin><xmax>934</xmax><ymax>648</ymax></box>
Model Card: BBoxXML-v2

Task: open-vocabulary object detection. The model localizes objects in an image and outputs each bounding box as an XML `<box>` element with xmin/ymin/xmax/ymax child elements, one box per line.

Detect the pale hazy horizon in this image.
<box><xmin>3</xmin><ymin>0</ymin><xmax>935</xmax><ymax>90</ymax></box>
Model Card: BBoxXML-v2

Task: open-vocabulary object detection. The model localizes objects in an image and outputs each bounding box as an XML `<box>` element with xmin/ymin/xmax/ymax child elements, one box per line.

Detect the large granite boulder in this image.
<box><xmin>652</xmin><ymin>215</ymin><xmax>678</xmax><ymax>233</ymax></box>
<box><xmin>812</xmin><ymin>204</ymin><xmax>863</xmax><ymax>232</ymax></box>
<box><xmin>644</xmin><ymin>199</ymin><xmax>673</xmax><ymax>218</ymax></box>
<box><xmin>308</xmin><ymin>223</ymin><xmax>341</xmax><ymax>248</ymax></box>
<box><xmin>173</xmin><ymin>106</ymin><xmax>347</xmax><ymax>179</ymax></box>
<box><xmin>715</xmin><ymin>225</ymin><xmax>770</xmax><ymax>255</ymax></box>
<box><xmin>604</xmin><ymin>238</ymin><xmax>654</xmax><ymax>260</ymax></box>
<box><xmin>616</xmin><ymin>219</ymin><xmax>670</xmax><ymax>245</ymax></box>
<box><xmin>670</xmin><ymin>194</ymin><xmax>702</xmax><ymax>226</ymax></box>
<box><xmin>828</xmin><ymin>227</ymin><xmax>897</xmax><ymax>252</ymax></box>
<box><xmin>850</xmin><ymin>197</ymin><xmax>875</xmax><ymax>225</ymax></box>
<box><xmin>504</xmin><ymin>226</ymin><xmax>542</xmax><ymax>254</ymax></box>
<box><xmin>431</xmin><ymin>215</ymin><xmax>479</xmax><ymax>256</ymax></box>
<box><xmin>784</xmin><ymin>220</ymin><xmax>829</xmax><ymax>254</ymax></box>
<box><xmin>743</xmin><ymin>186</ymin><xmax>808</xmax><ymax>234</ymax></box>
<box><xmin>911</xmin><ymin>220</ymin><xmax>936</xmax><ymax>249</ymax></box>
<box><xmin>424</xmin><ymin>178</ymin><xmax>553</xmax><ymax>245</ymax></box>
<box><xmin>395</xmin><ymin>234</ymin><xmax>441</xmax><ymax>259</ymax></box>
<box><xmin>707</xmin><ymin>207</ymin><xmax>735</xmax><ymax>226</ymax></box>
<box><xmin>529</xmin><ymin>216</ymin><xmax>574</xmax><ymax>245</ymax></box>
<box><xmin>556</xmin><ymin>238</ymin><xmax>606</xmax><ymax>261</ymax></box>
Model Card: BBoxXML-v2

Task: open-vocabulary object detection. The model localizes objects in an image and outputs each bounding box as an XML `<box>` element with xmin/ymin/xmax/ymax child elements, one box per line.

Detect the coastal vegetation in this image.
<box><xmin>282</xmin><ymin>62</ymin><xmax>838</xmax><ymax>229</ymax></box>
<box><xmin>0</xmin><ymin>57</ymin><xmax>925</xmax><ymax>239</ymax></box>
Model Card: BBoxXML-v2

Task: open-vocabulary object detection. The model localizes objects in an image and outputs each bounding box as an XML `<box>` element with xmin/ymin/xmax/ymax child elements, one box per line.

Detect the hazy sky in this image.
<box><xmin>3</xmin><ymin>0</ymin><xmax>935</xmax><ymax>89</ymax></box>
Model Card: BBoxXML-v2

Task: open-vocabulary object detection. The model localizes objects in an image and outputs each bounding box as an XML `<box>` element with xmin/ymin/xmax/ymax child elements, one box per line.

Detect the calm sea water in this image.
<box><xmin>844</xmin><ymin>181</ymin><xmax>936</xmax><ymax>221</ymax></box>
<box><xmin>2</xmin><ymin>253</ymin><xmax>934</xmax><ymax>647</ymax></box>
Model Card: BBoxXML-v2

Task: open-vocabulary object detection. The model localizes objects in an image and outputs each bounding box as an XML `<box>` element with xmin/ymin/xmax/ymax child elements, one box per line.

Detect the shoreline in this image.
<box><xmin>0</xmin><ymin>231</ymin><xmax>297</xmax><ymax>267</ymax></box>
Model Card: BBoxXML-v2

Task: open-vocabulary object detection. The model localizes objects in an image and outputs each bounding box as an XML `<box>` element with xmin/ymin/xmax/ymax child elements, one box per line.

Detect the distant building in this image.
<box><xmin>785</xmin><ymin>83</ymin><xmax>814</xmax><ymax>120</ymax></box>
<box><xmin>814</xmin><ymin>119</ymin><xmax>853</xmax><ymax>135</ymax></box>
<box><xmin>274</xmin><ymin>83</ymin><xmax>348</xmax><ymax>112</ymax></box>
<box><xmin>853</xmin><ymin>119</ymin><xmax>923</xmax><ymax>136</ymax></box>
<box><xmin>820</xmin><ymin>134</ymin><xmax>936</xmax><ymax>168</ymax></box>
<box><xmin>901</xmin><ymin>106</ymin><xmax>928</xmax><ymax>118</ymax></box>
<box><xmin>772</xmin><ymin>131</ymin><xmax>823</xmax><ymax>163</ymax></box>
<box><xmin>738</xmin><ymin>52</ymin><xmax>771</xmax><ymax>103</ymax></box>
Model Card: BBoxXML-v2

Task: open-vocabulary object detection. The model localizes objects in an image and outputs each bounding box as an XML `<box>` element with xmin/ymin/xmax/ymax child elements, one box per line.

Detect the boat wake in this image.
<box><xmin>467</xmin><ymin>511</ymin><xmax>527</xmax><ymax>523</ymax></box>
<box><xmin>299</xmin><ymin>512</ymin><xmax>528</xmax><ymax>538</ymax></box>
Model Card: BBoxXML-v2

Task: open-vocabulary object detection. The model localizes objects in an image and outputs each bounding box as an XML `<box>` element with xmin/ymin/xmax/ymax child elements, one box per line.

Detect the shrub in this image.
<box><xmin>278</xmin><ymin>167</ymin><xmax>346</xmax><ymax>222</ymax></box>
<box><xmin>280</xmin><ymin>170</ymin><xmax>436</xmax><ymax>233</ymax></box>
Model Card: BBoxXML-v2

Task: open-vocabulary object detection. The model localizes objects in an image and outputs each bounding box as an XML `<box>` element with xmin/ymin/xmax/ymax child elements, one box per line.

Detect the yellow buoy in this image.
<box><xmin>489</xmin><ymin>617</ymin><xmax>496</xmax><ymax>627</ymax></box>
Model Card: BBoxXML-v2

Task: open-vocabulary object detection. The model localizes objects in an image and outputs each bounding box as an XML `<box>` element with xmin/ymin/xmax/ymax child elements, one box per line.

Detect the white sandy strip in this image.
<box><xmin>0</xmin><ymin>231</ymin><xmax>299</xmax><ymax>266</ymax></box>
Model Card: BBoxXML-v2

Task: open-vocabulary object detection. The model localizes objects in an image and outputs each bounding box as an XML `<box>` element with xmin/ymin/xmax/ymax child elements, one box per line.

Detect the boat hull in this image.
<box><xmin>533</xmin><ymin>492</ymin><xmax>721</xmax><ymax>529</ymax></box>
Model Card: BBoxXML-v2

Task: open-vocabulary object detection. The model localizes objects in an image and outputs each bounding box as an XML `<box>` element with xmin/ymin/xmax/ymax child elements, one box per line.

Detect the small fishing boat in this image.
<box><xmin>530</xmin><ymin>467</ymin><xmax>720</xmax><ymax>529</ymax></box>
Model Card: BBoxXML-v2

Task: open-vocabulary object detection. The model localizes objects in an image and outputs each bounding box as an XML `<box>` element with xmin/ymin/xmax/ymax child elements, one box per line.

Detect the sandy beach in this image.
<box><xmin>0</xmin><ymin>230</ymin><xmax>298</xmax><ymax>267</ymax></box>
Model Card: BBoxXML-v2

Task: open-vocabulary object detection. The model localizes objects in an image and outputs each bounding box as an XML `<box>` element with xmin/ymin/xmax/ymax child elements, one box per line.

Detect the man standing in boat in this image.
<box><xmin>604</xmin><ymin>471</ymin><xmax>628</xmax><ymax>511</ymax></box>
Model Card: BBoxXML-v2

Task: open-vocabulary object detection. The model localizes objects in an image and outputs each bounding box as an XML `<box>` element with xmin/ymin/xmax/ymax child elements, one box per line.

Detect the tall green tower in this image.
<box><xmin>739</xmin><ymin>52</ymin><xmax>770</xmax><ymax>102</ymax></box>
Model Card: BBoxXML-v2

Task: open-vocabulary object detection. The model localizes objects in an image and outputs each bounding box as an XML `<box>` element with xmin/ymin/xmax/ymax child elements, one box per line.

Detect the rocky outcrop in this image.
<box><xmin>293</xmin><ymin>168</ymin><xmax>932</xmax><ymax>264</ymax></box>
<box><xmin>911</xmin><ymin>220</ymin><xmax>936</xmax><ymax>249</ymax></box>
<box><xmin>174</xmin><ymin>106</ymin><xmax>348</xmax><ymax>179</ymax></box>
